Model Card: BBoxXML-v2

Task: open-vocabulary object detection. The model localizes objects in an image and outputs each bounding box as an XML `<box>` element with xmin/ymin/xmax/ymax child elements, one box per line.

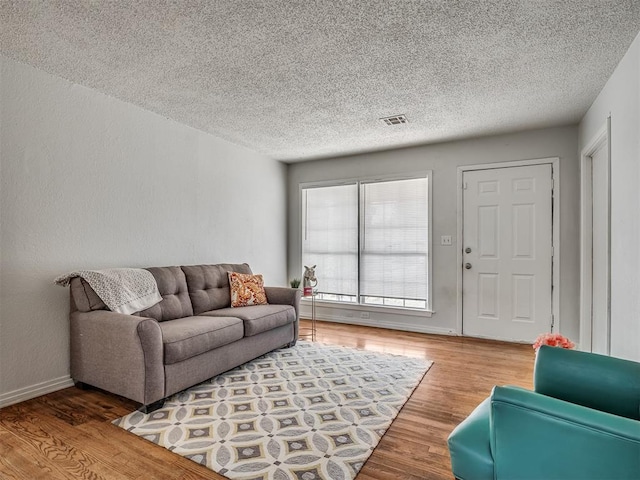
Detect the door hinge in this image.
<box><xmin>463</xmin><ymin>182</ymin><xmax>468</xmax><ymax>190</ymax></box>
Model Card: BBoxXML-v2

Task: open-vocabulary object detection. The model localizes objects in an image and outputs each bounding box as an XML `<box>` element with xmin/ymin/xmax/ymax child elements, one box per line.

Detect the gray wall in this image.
<box><xmin>579</xmin><ymin>31</ymin><xmax>640</xmax><ymax>362</ymax></box>
<box><xmin>0</xmin><ymin>57</ymin><xmax>288</xmax><ymax>405</ymax></box>
<box><xmin>288</xmin><ymin>126</ymin><xmax>580</xmax><ymax>340</ymax></box>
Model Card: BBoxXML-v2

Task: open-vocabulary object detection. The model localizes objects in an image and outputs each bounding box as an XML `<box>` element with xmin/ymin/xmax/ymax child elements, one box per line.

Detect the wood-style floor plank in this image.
<box><xmin>0</xmin><ymin>320</ymin><xmax>534</xmax><ymax>479</ymax></box>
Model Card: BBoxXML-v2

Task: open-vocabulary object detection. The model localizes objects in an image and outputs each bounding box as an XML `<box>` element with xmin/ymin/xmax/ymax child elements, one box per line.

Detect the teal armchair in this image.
<box><xmin>447</xmin><ymin>345</ymin><xmax>640</xmax><ymax>480</ymax></box>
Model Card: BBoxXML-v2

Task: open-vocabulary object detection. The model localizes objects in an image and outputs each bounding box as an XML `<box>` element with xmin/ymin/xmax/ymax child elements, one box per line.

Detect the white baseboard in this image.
<box><xmin>311</xmin><ymin>313</ymin><xmax>458</xmax><ymax>336</ymax></box>
<box><xmin>0</xmin><ymin>376</ymin><xmax>74</xmax><ymax>409</ymax></box>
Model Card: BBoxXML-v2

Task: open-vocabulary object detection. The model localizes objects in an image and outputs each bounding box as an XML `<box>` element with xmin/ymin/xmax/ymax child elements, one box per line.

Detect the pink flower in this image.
<box><xmin>533</xmin><ymin>333</ymin><xmax>575</xmax><ymax>352</ymax></box>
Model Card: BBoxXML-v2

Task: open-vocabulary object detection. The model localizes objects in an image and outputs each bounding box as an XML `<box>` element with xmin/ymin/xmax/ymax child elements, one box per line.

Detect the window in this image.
<box><xmin>301</xmin><ymin>175</ymin><xmax>431</xmax><ymax>311</ymax></box>
<box><xmin>301</xmin><ymin>184</ymin><xmax>358</xmax><ymax>303</ymax></box>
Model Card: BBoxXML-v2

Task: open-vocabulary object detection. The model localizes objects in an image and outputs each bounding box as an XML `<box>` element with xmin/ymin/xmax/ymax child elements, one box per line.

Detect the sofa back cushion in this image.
<box><xmin>182</xmin><ymin>263</ymin><xmax>252</xmax><ymax>314</ymax></box>
<box><xmin>70</xmin><ymin>277</ymin><xmax>107</xmax><ymax>312</ymax></box>
<box><xmin>138</xmin><ymin>266</ymin><xmax>193</xmax><ymax>321</ymax></box>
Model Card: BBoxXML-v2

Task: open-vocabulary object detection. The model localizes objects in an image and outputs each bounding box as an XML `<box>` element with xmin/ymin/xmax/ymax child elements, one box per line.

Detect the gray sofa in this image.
<box><xmin>69</xmin><ymin>263</ymin><xmax>300</xmax><ymax>412</ymax></box>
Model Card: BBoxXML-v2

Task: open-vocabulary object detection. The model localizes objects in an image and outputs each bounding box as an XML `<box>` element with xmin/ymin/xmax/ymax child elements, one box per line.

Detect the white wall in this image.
<box><xmin>288</xmin><ymin>126</ymin><xmax>580</xmax><ymax>340</ymax></box>
<box><xmin>579</xmin><ymin>31</ymin><xmax>640</xmax><ymax>362</ymax></box>
<box><xmin>0</xmin><ymin>56</ymin><xmax>288</xmax><ymax>405</ymax></box>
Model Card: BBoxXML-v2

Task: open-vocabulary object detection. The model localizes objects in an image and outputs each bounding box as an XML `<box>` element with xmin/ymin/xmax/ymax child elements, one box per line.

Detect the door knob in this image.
<box><xmin>465</xmin><ymin>247</ymin><xmax>472</xmax><ymax>253</ymax></box>
<box><xmin>465</xmin><ymin>263</ymin><xmax>472</xmax><ymax>269</ymax></box>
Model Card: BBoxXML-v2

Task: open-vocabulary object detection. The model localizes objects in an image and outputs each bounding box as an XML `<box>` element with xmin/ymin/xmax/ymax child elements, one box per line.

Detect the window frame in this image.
<box><xmin>299</xmin><ymin>171</ymin><xmax>433</xmax><ymax>313</ymax></box>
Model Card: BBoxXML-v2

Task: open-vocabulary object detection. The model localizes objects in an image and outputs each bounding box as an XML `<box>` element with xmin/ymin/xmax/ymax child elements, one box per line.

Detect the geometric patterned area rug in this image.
<box><xmin>113</xmin><ymin>340</ymin><xmax>432</xmax><ymax>480</ymax></box>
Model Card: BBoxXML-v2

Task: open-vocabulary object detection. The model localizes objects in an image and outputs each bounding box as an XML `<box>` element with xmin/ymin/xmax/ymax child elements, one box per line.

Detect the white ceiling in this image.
<box><xmin>2</xmin><ymin>1</ymin><xmax>639</xmax><ymax>162</ymax></box>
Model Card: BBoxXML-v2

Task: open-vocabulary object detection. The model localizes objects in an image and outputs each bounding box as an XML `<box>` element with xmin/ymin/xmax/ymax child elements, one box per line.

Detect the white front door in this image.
<box><xmin>462</xmin><ymin>164</ymin><xmax>553</xmax><ymax>342</ymax></box>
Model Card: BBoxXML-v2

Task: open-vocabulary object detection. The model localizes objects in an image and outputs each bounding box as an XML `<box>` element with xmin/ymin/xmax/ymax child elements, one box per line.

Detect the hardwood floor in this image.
<box><xmin>0</xmin><ymin>320</ymin><xmax>535</xmax><ymax>479</ymax></box>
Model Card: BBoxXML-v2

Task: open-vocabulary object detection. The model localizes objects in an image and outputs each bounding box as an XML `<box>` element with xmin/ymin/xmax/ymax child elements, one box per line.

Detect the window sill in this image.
<box><xmin>300</xmin><ymin>297</ymin><xmax>433</xmax><ymax>318</ymax></box>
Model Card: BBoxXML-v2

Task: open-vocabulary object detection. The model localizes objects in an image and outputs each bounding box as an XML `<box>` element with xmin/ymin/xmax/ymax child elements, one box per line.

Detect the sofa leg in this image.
<box><xmin>139</xmin><ymin>399</ymin><xmax>165</xmax><ymax>414</ymax></box>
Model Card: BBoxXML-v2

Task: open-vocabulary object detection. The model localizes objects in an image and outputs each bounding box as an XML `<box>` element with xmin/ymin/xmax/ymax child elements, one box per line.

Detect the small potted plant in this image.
<box><xmin>289</xmin><ymin>278</ymin><xmax>301</xmax><ymax>289</ymax></box>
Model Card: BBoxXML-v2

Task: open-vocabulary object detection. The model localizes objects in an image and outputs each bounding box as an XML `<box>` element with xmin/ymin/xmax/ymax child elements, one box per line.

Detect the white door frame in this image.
<box><xmin>579</xmin><ymin>119</ymin><xmax>611</xmax><ymax>353</ymax></box>
<box><xmin>456</xmin><ymin>157</ymin><xmax>560</xmax><ymax>338</ymax></box>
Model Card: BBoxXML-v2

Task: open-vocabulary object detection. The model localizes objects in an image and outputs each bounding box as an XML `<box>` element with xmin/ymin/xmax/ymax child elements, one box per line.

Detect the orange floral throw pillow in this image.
<box><xmin>228</xmin><ymin>272</ymin><xmax>268</xmax><ymax>307</ymax></box>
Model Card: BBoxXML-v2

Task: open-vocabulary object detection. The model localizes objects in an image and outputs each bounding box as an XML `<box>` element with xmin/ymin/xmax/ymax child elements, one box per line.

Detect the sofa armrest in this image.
<box><xmin>265</xmin><ymin>287</ymin><xmax>301</xmax><ymax>318</ymax></box>
<box><xmin>534</xmin><ymin>346</ymin><xmax>640</xmax><ymax>420</ymax></box>
<box><xmin>490</xmin><ymin>386</ymin><xmax>640</xmax><ymax>480</ymax></box>
<box><xmin>70</xmin><ymin>310</ymin><xmax>164</xmax><ymax>405</ymax></box>
<box><xmin>265</xmin><ymin>287</ymin><xmax>301</xmax><ymax>344</ymax></box>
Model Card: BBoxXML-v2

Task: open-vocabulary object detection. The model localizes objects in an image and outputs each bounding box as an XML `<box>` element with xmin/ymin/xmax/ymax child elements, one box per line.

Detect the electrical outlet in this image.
<box><xmin>360</xmin><ymin>312</ymin><xmax>370</xmax><ymax>319</ymax></box>
<box><xmin>441</xmin><ymin>235</ymin><xmax>452</xmax><ymax>246</ymax></box>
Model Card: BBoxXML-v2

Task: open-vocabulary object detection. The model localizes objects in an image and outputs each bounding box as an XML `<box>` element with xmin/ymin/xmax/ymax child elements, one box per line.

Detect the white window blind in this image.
<box><xmin>302</xmin><ymin>184</ymin><xmax>358</xmax><ymax>301</ymax></box>
<box><xmin>361</xmin><ymin>178</ymin><xmax>428</xmax><ymax>308</ymax></box>
<box><xmin>301</xmin><ymin>176</ymin><xmax>429</xmax><ymax>310</ymax></box>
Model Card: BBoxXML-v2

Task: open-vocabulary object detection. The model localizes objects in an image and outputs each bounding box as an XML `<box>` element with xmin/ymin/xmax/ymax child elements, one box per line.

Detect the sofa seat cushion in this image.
<box><xmin>160</xmin><ymin>316</ymin><xmax>243</xmax><ymax>365</ymax></box>
<box><xmin>199</xmin><ymin>305</ymin><xmax>295</xmax><ymax>337</ymax></box>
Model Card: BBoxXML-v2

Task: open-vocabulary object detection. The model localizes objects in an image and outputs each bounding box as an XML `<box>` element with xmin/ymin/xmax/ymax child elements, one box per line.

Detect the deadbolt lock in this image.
<box><xmin>465</xmin><ymin>247</ymin><xmax>472</xmax><ymax>253</ymax></box>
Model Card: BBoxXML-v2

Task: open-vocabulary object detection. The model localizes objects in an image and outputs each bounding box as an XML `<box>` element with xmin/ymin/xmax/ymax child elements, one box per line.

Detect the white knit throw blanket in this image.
<box><xmin>55</xmin><ymin>268</ymin><xmax>162</xmax><ymax>314</ymax></box>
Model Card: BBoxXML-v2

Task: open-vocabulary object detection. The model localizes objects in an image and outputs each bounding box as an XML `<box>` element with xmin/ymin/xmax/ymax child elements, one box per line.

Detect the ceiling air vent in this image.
<box><xmin>380</xmin><ymin>114</ymin><xmax>408</xmax><ymax>126</ymax></box>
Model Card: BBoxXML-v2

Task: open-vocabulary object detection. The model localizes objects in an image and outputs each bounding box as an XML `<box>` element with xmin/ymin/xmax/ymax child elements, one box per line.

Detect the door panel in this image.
<box><xmin>478</xmin><ymin>273</ymin><xmax>499</xmax><ymax>318</ymax></box>
<box><xmin>462</xmin><ymin>164</ymin><xmax>553</xmax><ymax>342</ymax></box>
<box><xmin>512</xmin><ymin>204</ymin><xmax>534</xmax><ymax>258</ymax></box>
<box><xmin>512</xmin><ymin>274</ymin><xmax>534</xmax><ymax>322</ymax></box>
<box><xmin>478</xmin><ymin>206</ymin><xmax>499</xmax><ymax>257</ymax></box>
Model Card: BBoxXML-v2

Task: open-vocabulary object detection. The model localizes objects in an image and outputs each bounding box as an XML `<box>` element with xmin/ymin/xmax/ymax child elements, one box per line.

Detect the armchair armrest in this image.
<box><xmin>534</xmin><ymin>346</ymin><xmax>640</xmax><ymax>420</ymax></box>
<box><xmin>490</xmin><ymin>386</ymin><xmax>640</xmax><ymax>480</ymax></box>
<box><xmin>70</xmin><ymin>310</ymin><xmax>164</xmax><ymax>405</ymax></box>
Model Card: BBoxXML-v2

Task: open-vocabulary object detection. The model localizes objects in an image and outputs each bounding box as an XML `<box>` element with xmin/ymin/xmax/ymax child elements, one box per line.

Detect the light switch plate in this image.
<box><xmin>441</xmin><ymin>235</ymin><xmax>452</xmax><ymax>246</ymax></box>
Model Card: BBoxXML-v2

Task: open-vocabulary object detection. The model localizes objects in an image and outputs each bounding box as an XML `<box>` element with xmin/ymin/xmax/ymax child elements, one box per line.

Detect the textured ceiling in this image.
<box><xmin>2</xmin><ymin>1</ymin><xmax>639</xmax><ymax>162</ymax></box>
